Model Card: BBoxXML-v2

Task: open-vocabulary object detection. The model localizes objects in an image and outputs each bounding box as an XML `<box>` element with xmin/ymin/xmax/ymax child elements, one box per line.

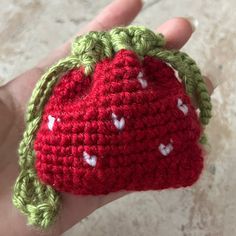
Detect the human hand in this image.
<box><xmin>0</xmin><ymin>0</ymin><xmax>214</xmax><ymax>235</ymax></box>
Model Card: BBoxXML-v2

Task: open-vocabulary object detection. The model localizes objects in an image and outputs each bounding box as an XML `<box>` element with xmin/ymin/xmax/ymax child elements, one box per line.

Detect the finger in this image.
<box><xmin>156</xmin><ymin>18</ymin><xmax>216</xmax><ymax>98</ymax></box>
<box><xmin>40</xmin><ymin>15</ymin><xmax>191</xmax><ymax>71</ymax></box>
<box><xmin>6</xmin><ymin>0</ymin><xmax>142</xmax><ymax>108</ymax></box>
<box><xmin>203</xmin><ymin>76</ymin><xmax>214</xmax><ymax>95</ymax></box>
<box><xmin>156</xmin><ymin>17</ymin><xmax>196</xmax><ymax>49</ymax></box>
<box><xmin>84</xmin><ymin>0</ymin><xmax>142</xmax><ymax>32</ymax></box>
<box><xmin>37</xmin><ymin>0</ymin><xmax>143</xmax><ymax>70</ymax></box>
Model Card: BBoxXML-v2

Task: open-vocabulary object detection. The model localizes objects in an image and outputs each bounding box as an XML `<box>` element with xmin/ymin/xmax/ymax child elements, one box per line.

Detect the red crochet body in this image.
<box><xmin>34</xmin><ymin>49</ymin><xmax>203</xmax><ymax>195</ymax></box>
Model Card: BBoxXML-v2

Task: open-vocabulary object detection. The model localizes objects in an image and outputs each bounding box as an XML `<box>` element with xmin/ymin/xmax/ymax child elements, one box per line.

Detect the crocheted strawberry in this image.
<box><xmin>34</xmin><ymin>49</ymin><xmax>203</xmax><ymax>194</ymax></box>
<box><xmin>13</xmin><ymin>26</ymin><xmax>212</xmax><ymax>228</ymax></box>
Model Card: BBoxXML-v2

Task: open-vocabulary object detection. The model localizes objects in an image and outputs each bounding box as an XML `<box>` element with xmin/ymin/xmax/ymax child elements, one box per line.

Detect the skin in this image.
<box><xmin>0</xmin><ymin>0</ymin><xmax>214</xmax><ymax>235</ymax></box>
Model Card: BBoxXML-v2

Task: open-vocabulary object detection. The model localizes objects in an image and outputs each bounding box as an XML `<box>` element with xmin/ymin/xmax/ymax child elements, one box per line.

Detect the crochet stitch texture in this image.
<box><xmin>12</xmin><ymin>26</ymin><xmax>212</xmax><ymax>229</ymax></box>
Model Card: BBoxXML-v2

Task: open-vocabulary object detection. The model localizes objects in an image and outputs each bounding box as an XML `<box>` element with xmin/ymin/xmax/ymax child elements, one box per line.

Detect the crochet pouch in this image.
<box><xmin>13</xmin><ymin>26</ymin><xmax>212</xmax><ymax>228</ymax></box>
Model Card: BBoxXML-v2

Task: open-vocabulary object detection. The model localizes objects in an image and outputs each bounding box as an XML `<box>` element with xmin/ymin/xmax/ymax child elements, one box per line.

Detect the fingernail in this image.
<box><xmin>184</xmin><ymin>17</ymin><xmax>199</xmax><ymax>32</ymax></box>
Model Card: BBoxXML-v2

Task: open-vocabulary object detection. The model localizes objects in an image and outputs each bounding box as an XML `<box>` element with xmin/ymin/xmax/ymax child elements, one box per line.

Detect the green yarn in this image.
<box><xmin>13</xmin><ymin>26</ymin><xmax>212</xmax><ymax>229</ymax></box>
<box><xmin>199</xmin><ymin>133</ymin><xmax>208</xmax><ymax>144</ymax></box>
<box><xmin>13</xmin><ymin>57</ymin><xmax>80</xmax><ymax>228</ymax></box>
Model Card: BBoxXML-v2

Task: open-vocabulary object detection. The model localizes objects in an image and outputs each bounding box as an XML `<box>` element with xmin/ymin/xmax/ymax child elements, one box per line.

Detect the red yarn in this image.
<box><xmin>34</xmin><ymin>49</ymin><xmax>203</xmax><ymax>195</ymax></box>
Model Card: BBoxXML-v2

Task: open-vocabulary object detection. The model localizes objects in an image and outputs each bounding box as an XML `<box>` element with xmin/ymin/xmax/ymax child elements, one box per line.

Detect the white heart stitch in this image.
<box><xmin>83</xmin><ymin>151</ymin><xmax>97</xmax><ymax>167</ymax></box>
<box><xmin>48</xmin><ymin>115</ymin><xmax>55</xmax><ymax>131</ymax></box>
<box><xmin>137</xmin><ymin>71</ymin><xmax>148</xmax><ymax>89</ymax></box>
<box><xmin>112</xmin><ymin>113</ymin><xmax>125</xmax><ymax>130</ymax></box>
<box><xmin>48</xmin><ymin>115</ymin><xmax>61</xmax><ymax>131</ymax></box>
<box><xmin>165</xmin><ymin>62</ymin><xmax>182</xmax><ymax>83</ymax></box>
<box><xmin>159</xmin><ymin>143</ymin><xmax>173</xmax><ymax>156</ymax></box>
<box><xmin>177</xmin><ymin>98</ymin><xmax>188</xmax><ymax>115</ymax></box>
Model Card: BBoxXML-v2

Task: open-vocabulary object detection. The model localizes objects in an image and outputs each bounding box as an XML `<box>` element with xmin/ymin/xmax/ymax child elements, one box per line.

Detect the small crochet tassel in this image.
<box><xmin>12</xmin><ymin>26</ymin><xmax>212</xmax><ymax>229</ymax></box>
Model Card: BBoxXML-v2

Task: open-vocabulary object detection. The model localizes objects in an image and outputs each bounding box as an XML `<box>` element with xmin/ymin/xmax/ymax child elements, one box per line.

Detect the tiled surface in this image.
<box><xmin>1</xmin><ymin>0</ymin><xmax>236</xmax><ymax>235</ymax></box>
